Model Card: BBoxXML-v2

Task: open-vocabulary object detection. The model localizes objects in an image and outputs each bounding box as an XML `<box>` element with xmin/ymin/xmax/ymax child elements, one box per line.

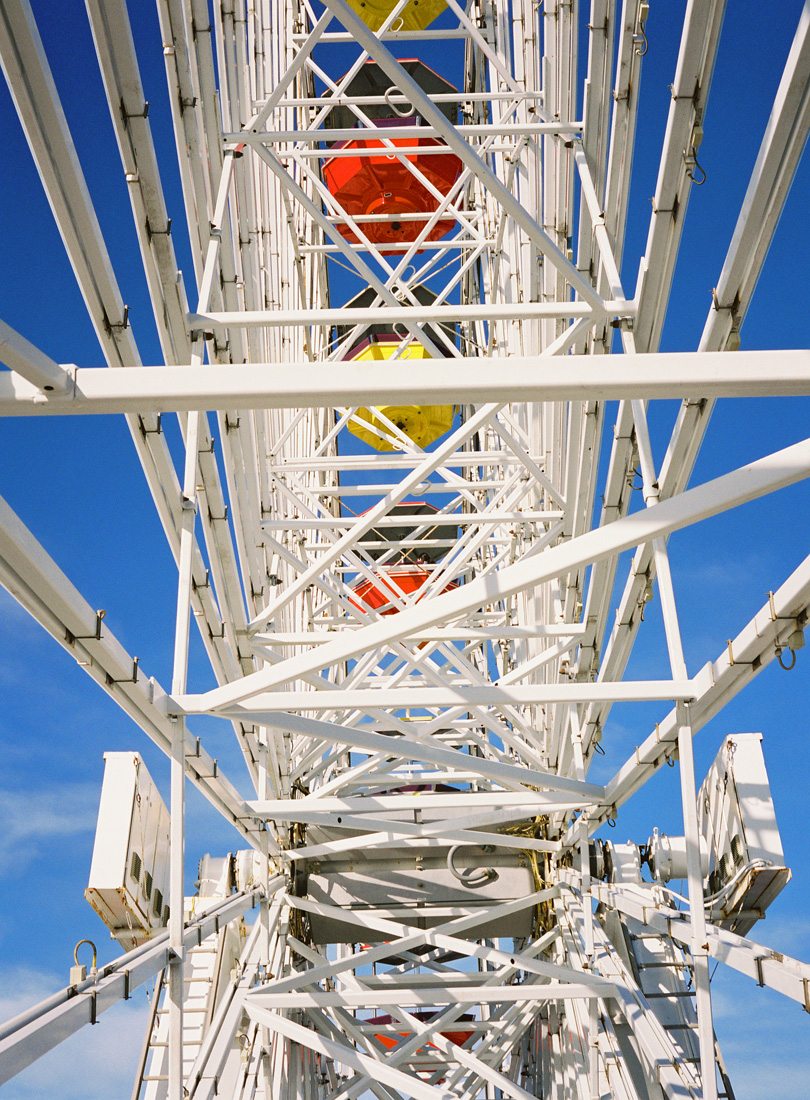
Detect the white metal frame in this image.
<box><xmin>1</xmin><ymin>0</ymin><xmax>809</xmax><ymax>1097</ymax></box>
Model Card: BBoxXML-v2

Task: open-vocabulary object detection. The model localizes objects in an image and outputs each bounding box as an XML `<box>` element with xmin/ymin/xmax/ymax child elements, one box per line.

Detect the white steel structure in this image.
<box><xmin>0</xmin><ymin>0</ymin><xmax>809</xmax><ymax>1098</ymax></box>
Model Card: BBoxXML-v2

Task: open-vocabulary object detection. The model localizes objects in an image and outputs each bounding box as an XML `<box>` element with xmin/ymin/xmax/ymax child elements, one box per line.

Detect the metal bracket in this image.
<box><xmin>120</xmin><ymin>98</ymin><xmax>149</xmax><ymax>124</ymax></box>
<box><xmin>138</xmin><ymin>413</ymin><xmax>163</xmax><ymax>436</ymax></box>
<box><xmin>145</xmin><ymin>216</ymin><xmax>172</xmax><ymax>243</ymax></box>
<box><xmin>66</xmin><ymin>610</ymin><xmax>105</xmax><ymax>645</ymax></box>
<box><xmin>106</xmin><ymin>657</ymin><xmax>140</xmax><ymax>686</ymax></box>
<box><xmin>192</xmin><ymin>570</ymin><xmax>211</xmax><ymax>592</ymax></box>
<box><xmin>755</xmin><ymin>956</ymin><xmax>765</xmax><ymax>987</ymax></box>
<box><xmin>104</xmin><ymin>306</ymin><xmax>129</xmax><ymax>334</ymax></box>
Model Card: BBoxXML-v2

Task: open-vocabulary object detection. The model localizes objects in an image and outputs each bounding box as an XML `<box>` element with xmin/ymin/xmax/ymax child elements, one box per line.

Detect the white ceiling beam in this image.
<box><xmin>217</xmin><ymin>709</ymin><xmax>605</xmax><ymax>800</ymax></box>
<box><xmin>247</xmin><ymin>983</ymin><xmax>614</xmax><ymax>1009</ymax></box>
<box><xmin>1</xmin><ymin>349</ymin><xmax>808</xmax><ymax>416</ymax></box>
<box><xmin>249</xmin><ymin>792</ymin><xmax>578</xmax><ymax>814</ymax></box>
<box><xmin>228</xmin><ymin>122</ymin><xmax>582</xmax><ymax>142</ymax></box>
<box><xmin>216</xmin><ymin>679</ymin><xmax>700</xmax><ymax>712</ymax></box>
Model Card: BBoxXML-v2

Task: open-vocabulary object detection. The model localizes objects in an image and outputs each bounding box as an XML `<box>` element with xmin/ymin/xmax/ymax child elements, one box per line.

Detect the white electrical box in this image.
<box><xmin>697</xmin><ymin>733</ymin><xmax>790</xmax><ymax>934</ymax></box>
<box><xmin>85</xmin><ymin>752</ymin><xmax>170</xmax><ymax>950</ymax></box>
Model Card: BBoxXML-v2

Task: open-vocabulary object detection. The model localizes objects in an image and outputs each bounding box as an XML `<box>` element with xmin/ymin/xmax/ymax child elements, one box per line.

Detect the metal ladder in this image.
<box><xmin>131</xmin><ymin>941</ymin><xmax>222</xmax><ymax>1100</ymax></box>
<box><xmin>628</xmin><ymin>932</ymin><xmax>736</xmax><ymax>1100</ymax></box>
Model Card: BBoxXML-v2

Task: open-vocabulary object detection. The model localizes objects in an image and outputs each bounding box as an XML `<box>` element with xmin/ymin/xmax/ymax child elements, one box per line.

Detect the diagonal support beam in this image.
<box><xmin>586</xmin><ymin>547</ymin><xmax>810</xmax><ymax>830</ymax></box>
<box><xmin>317</xmin><ymin>0</ymin><xmax>604</xmax><ymax>311</ymax></box>
<box><xmin>211</xmin><ymin>709</ymin><xmax>605</xmax><ymax>799</ymax></box>
<box><xmin>0</xmin><ymin>885</ymin><xmax>272</xmax><ymax>1086</ymax></box>
<box><xmin>0</xmin><ymin>317</ymin><xmax>71</xmax><ymax>393</ymax></box>
<box><xmin>173</xmin><ymin>436</ymin><xmax>810</xmax><ymax>713</ymax></box>
<box><xmin>245</xmin><ymin>1006</ymin><xmax>457</xmax><ymax>1100</ymax></box>
<box><xmin>0</xmin><ymin>493</ymin><xmax>262</xmax><ymax>848</ymax></box>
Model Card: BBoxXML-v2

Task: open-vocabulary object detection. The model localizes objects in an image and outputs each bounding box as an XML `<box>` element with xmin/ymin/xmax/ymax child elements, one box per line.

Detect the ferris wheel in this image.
<box><xmin>1</xmin><ymin>0</ymin><xmax>809</xmax><ymax>1098</ymax></box>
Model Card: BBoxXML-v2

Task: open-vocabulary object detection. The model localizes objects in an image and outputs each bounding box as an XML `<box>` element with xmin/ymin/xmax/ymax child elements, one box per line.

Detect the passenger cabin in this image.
<box><xmin>322</xmin><ymin>60</ymin><xmax>463</xmax><ymax>252</ymax></box>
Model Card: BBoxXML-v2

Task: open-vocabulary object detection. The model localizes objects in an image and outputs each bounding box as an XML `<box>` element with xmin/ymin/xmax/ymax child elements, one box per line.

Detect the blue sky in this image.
<box><xmin>0</xmin><ymin>0</ymin><xmax>809</xmax><ymax>1097</ymax></box>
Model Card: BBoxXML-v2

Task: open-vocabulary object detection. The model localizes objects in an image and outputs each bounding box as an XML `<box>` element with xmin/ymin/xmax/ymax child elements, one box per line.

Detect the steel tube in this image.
<box><xmin>1</xmin><ymin>349</ymin><xmax>809</xmax><ymax>417</ymax></box>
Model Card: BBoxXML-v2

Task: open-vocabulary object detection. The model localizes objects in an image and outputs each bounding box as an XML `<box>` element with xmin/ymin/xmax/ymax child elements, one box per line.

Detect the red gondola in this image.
<box><xmin>350</xmin><ymin>565</ymin><xmax>457</xmax><ymax>615</ymax></box>
<box><xmin>368</xmin><ymin>1013</ymin><xmax>475</xmax><ymax>1052</ymax></box>
<box><xmin>322</xmin><ymin>61</ymin><xmax>463</xmax><ymax>252</ymax></box>
<box><xmin>350</xmin><ymin>503</ymin><xmax>459</xmax><ymax>614</ymax></box>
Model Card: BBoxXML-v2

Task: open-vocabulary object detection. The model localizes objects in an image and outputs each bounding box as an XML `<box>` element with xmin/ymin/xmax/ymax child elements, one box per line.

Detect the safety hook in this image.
<box><xmin>776</xmin><ymin>646</ymin><xmax>797</xmax><ymax>671</ymax></box>
<box><xmin>384</xmin><ymin>85</ymin><xmax>414</xmax><ymax>117</ymax></box>
<box><xmin>74</xmin><ymin>939</ymin><xmax>97</xmax><ymax>970</ymax></box>
<box><xmin>687</xmin><ymin>156</ymin><xmax>707</xmax><ymax>185</ymax></box>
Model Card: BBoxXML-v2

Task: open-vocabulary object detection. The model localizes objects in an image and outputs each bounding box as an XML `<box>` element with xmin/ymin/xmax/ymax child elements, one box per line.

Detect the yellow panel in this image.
<box><xmin>351</xmin><ymin>342</ymin><xmax>434</xmax><ymax>362</ymax></box>
<box><xmin>349</xmin><ymin>404</ymin><xmax>456</xmax><ymax>451</ymax></box>
<box><xmin>345</xmin><ymin>0</ymin><xmax>447</xmax><ymax>32</ymax></box>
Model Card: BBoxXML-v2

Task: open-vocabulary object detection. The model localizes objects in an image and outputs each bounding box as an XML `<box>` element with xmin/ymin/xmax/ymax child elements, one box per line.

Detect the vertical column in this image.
<box><xmin>570</xmin><ymin>706</ymin><xmax>599</xmax><ymax>1100</ymax></box>
<box><xmin>676</xmin><ymin>701</ymin><xmax>717</xmax><ymax>1100</ymax></box>
<box><xmin>166</xmin><ymin>151</ymin><xmax>237</xmax><ymax>1097</ymax></box>
<box><xmin>633</xmin><ymin>398</ymin><xmax>718</xmax><ymax>1100</ymax></box>
<box><xmin>257</xmin><ymin>729</ymin><xmax>271</xmax><ymax>959</ymax></box>
<box><xmin>168</xmin><ymin>404</ymin><xmax>202</xmax><ymax>1100</ymax></box>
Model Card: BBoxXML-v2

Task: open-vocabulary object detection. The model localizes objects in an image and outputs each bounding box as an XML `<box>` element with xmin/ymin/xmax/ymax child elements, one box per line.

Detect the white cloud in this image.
<box><xmin>747</xmin><ymin>913</ymin><xmax>810</xmax><ymax>960</ymax></box>
<box><xmin>0</xmin><ymin>963</ymin><xmax>151</xmax><ymax>1100</ymax></box>
<box><xmin>710</xmin><ymin>965</ymin><xmax>810</xmax><ymax>1100</ymax></box>
<box><xmin>0</xmin><ymin>783</ymin><xmax>99</xmax><ymax>875</ymax></box>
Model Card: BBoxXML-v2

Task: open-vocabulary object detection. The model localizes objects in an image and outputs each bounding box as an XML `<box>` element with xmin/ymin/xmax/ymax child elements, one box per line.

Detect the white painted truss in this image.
<box><xmin>0</xmin><ymin>0</ymin><xmax>809</xmax><ymax>1098</ymax></box>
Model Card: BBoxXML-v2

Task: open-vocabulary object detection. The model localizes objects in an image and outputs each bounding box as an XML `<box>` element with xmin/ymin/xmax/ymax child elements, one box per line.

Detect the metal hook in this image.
<box><xmin>384</xmin><ymin>85</ymin><xmax>414</xmax><ymax>117</ymax></box>
<box><xmin>687</xmin><ymin>155</ymin><xmax>706</xmax><ymax>185</ymax></box>
<box><xmin>74</xmin><ymin>939</ymin><xmax>97</xmax><ymax>970</ymax></box>
<box><xmin>633</xmin><ymin>25</ymin><xmax>648</xmax><ymax>56</ymax></box>
<box><xmin>776</xmin><ymin>646</ymin><xmax>797</xmax><ymax>671</ymax></box>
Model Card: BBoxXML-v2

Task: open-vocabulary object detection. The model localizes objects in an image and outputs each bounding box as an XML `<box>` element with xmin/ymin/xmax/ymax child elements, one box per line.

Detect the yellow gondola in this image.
<box><xmin>344</xmin><ymin>0</ymin><xmax>447</xmax><ymax>33</ymax></box>
<box><xmin>346</xmin><ymin>338</ymin><xmax>456</xmax><ymax>451</ymax></box>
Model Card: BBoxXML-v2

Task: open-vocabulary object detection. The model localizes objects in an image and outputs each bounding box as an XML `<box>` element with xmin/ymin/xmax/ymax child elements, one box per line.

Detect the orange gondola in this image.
<box><xmin>322</xmin><ymin>61</ymin><xmax>463</xmax><ymax>252</ymax></box>
<box><xmin>350</xmin><ymin>564</ymin><xmax>457</xmax><ymax>615</ymax></box>
<box><xmin>350</xmin><ymin>502</ymin><xmax>459</xmax><ymax>613</ymax></box>
<box><xmin>368</xmin><ymin>1012</ymin><xmax>475</xmax><ymax>1055</ymax></box>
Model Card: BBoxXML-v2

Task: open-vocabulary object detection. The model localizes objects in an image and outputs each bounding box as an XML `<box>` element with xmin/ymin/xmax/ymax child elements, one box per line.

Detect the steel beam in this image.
<box><xmin>1</xmin><ymin>350</ymin><xmax>807</xmax><ymax>416</ymax></box>
<box><xmin>173</xmin><ymin>436</ymin><xmax>810</xmax><ymax>714</ymax></box>
<box><xmin>0</xmin><ymin>318</ymin><xmax>71</xmax><ymax>392</ymax></box>
<box><xmin>220</xmin><ymin>710</ymin><xmax>605</xmax><ymax>800</ymax></box>
<box><xmin>0</xmin><ymin>886</ymin><xmax>271</xmax><ymax>1086</ymax></box>
<box><xmin>0</xmin><ymin>492</ymin><xmax>260</xmax><ymax>847</ymax></box>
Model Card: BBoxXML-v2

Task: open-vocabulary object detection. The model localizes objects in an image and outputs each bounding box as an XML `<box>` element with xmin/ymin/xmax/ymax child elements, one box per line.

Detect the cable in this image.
<box><xmin>446</xmin><ymin>843</ymin><xmax>497</xmax><ymax>886</ymax></box>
